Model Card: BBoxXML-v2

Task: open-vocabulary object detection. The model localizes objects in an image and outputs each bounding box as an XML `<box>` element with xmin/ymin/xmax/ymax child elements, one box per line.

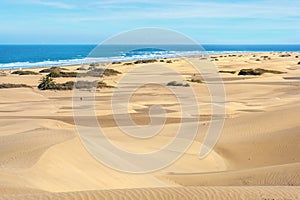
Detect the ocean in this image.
<box><xmin>0</xmin><ymin>44</ymin><xmax>300</xmax><ymax>70</ymax></box>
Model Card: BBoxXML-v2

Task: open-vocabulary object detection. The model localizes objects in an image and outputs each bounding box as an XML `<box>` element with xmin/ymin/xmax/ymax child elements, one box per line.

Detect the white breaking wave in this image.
<box><xmin>0</xmin><ymin>50</ymin><xmax>246</xmax><ymax>70</ymax></box>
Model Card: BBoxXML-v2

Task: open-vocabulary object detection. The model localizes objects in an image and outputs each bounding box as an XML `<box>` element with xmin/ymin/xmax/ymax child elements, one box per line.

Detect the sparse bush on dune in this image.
<box><xmin>166</xmin><ymin>60</ymin><xmax>172</xmax><ymax>64</ymax></box>
<box><xmin>74</xmin><ymin>81</ymin><xmax>113</xmax><ymax>89</ymax></box>
<box><xmin>123</xmin><ymin>62</ymin><xmax>133</xmax><ymax>66</ymax></box>
<box><xmin>0</xmin><ymin>83</ymin><xmax>31</xmax><ymax>89</ymax></box>
<box><xmin>103</xmin><ymin>69</ymin><xmax>121</xmax><ymax>76</ymax></box>
<box><xmin>188</xmin><ymin>79</ymin><xmax>203</xmax><ymax>83</ymax></box>
<box><xmin>38</xmin><ymin>76</ymin><xmax>113</xmax><ymax>90</ymax></box>
<box><xmin>84</xmin><ymin>68</ymin><xmax>121</xmax><ymax>77</ymax></box>
<box><xmin>112</xmin><ymin>62</ymin><xmax>122</xmax><ymax>64</ymax></box>
<box><xmin>260</xmin><ymin>56</ymin><xmax>270</xmax><ymax>60</ymax></box>
<box><xmin>238</xmin><ymin>68</ymin><xmax>286</xmax><ymax>76</ymax></box>
<box><xmin>39</xmin><ymin>67</ymin><xmax>68</xmax><ymax>73</ymax></box>
<box><xmin>89</xmin><ymin>63</ymin><xmax>100</xmax><ymax>67</ymax></box>
<box><xmin>167</xmin><ymin>81</ymin><xmax>189</xmax><ymax>87</ymax></box>
<box><xmin>219</xmin><ymin>70</ymin><xmax>236</xmax><ymax>74</ymax></box>
<box><xmin>295</xmin><ymin>56</ymin><xmax>299</xmax><ymax>58</ymax></box>
<box><xmin>298</xmin><ymin>61</ymin><xmax>300</xmax><ymax>65</ymax></box>
<box><xmin>279</xmin><ymin>54</ymin><xmax>291</xmax><ymax>57</ymax></box>
<box><xmin>77</xmin><ymin>66</ymin><xmax>88</xmax><ymax>71</ymax></box>
<box><xmin>12</xmin><ymin>70</ymin><xmax>38</xmax><ymax>75</ymax></box>
<box><xmin>46</xmin><ymin>68</ymin><xmax>78</xmax><ymax>78</ymax></box>
<box><xmin>134</xmin><ymin>59</ymin><xmax>157</xmax><ymax>64</ymax></box>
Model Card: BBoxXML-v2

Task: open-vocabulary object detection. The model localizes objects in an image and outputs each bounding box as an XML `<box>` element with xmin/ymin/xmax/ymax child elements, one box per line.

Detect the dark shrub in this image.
<box><xmin>219</xmin><ymin>70</ymin><xmax>236</xmax><ymax>74</ymax></box>
<box><xmin>12</xmin><ymin>70</ymin><xmax>38</xmax><ymax>75</ymax></box>
<box><xmin>238</xmin><ymin>68</ymin><xmax>285</xmax><ymax>76</ymax></box>
<box><xmin>188</xmin><ymin>79</ymin><xmax>203</xmax><ymax>83</ymax></box>
<box><xmin>39</xmin><ymin>67</ymin><xmax>68</xmax><ymax>73</ymax></box>
<box><xmin>103</xmin><ymin>69</ymin><xmax>121</xmax><ymax>76</ymax></box>
<box><xmin>112</xmin><ymin>62</ymin><xmax>122</xmax><ymax>64</ymax></box>
<box><xmin>85</xmin><ymin>68</ymin><xmax>121</xmax><ymax>77</ymax></box>
<box><xmin>0</xmin><ymin>83</ymin><xmax>31</xmax><ymax>89</ymax></box>
<box><xmin>166</xmin><ymin>60</ymin><xmax>172</xmax><ymax>64</ymax></box>
<box><xmin>77</xmin><ymin>67</ymin><xmax>88</xmax><ymax>71</ymax></box>
<box><xmin>47</xmin><ymin>69</ymin><xmax>78</xmax><ymax>78</ymax></box>
<box><xmin>123</xmin><ymin>62</ymin><xmax>133</xmax><ymax>65</ymax></box>
<box><xmin>298</xmin><ymin>61</ymin><xmax>300</xmax><ymax>65</ymax></box>
<box><xmin>279</xmin><ymin>54</ymin><xmax>291</xmax><ymax>57</ymax></box>
<box><xmin>134</xmin><ymin>59</ymin><xmax>157</xmax><ymax>64</ymax></box>
<box><xmin>38</xmin><ymin>76</ymin><xmax>57</xmax><ymax>90</ymax></box>
<box><xmin>167</xmin><ymin>81</ymin><xmax>189</xmax><ymax>87</ymax></box>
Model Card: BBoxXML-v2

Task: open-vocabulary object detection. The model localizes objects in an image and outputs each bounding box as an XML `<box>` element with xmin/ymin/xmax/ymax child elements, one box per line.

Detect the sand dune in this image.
<box><xmin>0</xmin><ymin>187</ymin><xmax>299</xmax><ymax>200</ymax></box>
<box><xmin>0</xmin><ymin>52</ymin><xmax>299</xmax><ymax>199</ymax></box>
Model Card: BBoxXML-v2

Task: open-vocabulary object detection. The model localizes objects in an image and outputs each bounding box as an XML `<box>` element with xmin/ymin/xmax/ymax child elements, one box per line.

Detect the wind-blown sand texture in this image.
<box><xmin>0</xmin><ymin>52</ymin><xmax>299</xmax><ymax>199</ymax></box>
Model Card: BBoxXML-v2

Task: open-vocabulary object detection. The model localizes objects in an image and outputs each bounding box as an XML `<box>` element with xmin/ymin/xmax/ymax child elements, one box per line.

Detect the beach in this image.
<box><xmin>0</xmin><ymin>52</ymin><xmax>299</xmax><ymax>199</ymax></box>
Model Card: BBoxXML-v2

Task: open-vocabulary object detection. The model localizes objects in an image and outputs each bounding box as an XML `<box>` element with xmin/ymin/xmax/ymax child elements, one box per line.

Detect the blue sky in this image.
<box><xmin>0</xmin><ymin>0</ymin><xmax>300</xmax><ymax>44</ymax></box>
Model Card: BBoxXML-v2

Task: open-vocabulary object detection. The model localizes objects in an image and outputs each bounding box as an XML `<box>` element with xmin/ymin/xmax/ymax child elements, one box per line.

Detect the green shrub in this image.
<box><xmin>0</xmin><ymin>83</ymin><xmax>31</xmax><ymax>89</ymax></box>
<box><xmin>38</xmin><ymin>76</ymin><xmax>57</xmax><ymax>90</ymax></box>
<box><xmin>47</xmin><ymin>69</ymin><xmax>78</xmax><ymax>78</ymax></box>
<box><xmin>238</xmin><ymin>68</ymin><xmax>285</xmax><ymax>76</ymax></box>
<box><xmin>12</xmin><ymin>70</ymin><xmax>38</xmax><ymax>75</ymax></box>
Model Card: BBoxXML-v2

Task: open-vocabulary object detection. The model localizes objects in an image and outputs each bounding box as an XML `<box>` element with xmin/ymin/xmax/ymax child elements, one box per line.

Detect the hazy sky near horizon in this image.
<box><xmin>0</xmin><ymin>0</ymin><xmax>300</xmax><ymax>44</ymax></box>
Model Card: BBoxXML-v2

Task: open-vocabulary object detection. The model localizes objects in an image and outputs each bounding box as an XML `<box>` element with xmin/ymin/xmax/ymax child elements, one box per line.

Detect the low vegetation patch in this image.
<box><xmin>12</xmin><ymin>70</ymin><xmax>38</xmax><ymax>75</ymax></box>
<box><xmin>298</xmin><ymin>61</ymin><xmax>300</xmax><ymax>65</ymax></box>
<box><xmin>89</xmin><ymin>63</ymin><xmax>100</xmax><ymax>67</ymax></box>
<box><xmin>219</xmin><ymin>70</ymin><xmax>236</xmax><ymax>74</ymax></box>
<box><xmin>238</xmin><ymin>68</ymin><xmax>286</xmax><ymax>76</ymax></box>
<box><xmin>84</xmin><ymin>68</ymin><xmax>121</xmax><ymax>77</ymax></box>
<box><xmin>38</xmin><ymin>76</ymin><xmax>113</xmax><ymax>90</ymax></box>
<box><xmin>123</xmin><ymin>62</ymin><xmax>133</xmax><ymax>66</ymax></box>
<box><xmin>188</xmin><ymin>79</ymin><xmax>203</xmax><ymax>83</ymax></box>
<box><xmin>39</xmin><ymin>67</ymin><xmax>68</xmax><ymax>73</ymax></box>
<box><xmin>134</xmin><ymin>59</ymin><xmax>157</xmax><ymax>64</ymax></box>
<box><xmin>167</xmin><ymin>81</ymin><xmax>189</xmax><ymax>87</ymax></box>
<box><xmin>0</xmin><ymin>83</ymin><xmax>31</xmax><ymax>89</ymax></box>
<box><xmin>112</xmin><ymin>62</ymin><xmax>122</xmax><ymax>64</ymax></box>
<box><xmin>77</xmin><ymin>67</ymin><xmax>88</xmax><ymax>71</ymax></box>
<box><xmin>279</xmin><ymin>54</ymin><xmax>291</xmax><ymax>57</ymax></box>
<box><xmin>47</xmin><ymin>68</ymin><xmax>78</xmax><ymax>78</ymax></box>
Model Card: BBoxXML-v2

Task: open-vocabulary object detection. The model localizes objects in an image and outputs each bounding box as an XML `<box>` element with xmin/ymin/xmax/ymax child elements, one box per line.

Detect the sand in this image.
<box><xmin>0</xmin><ymin>52</ymin><xmax>299</xmax><ymax>199</ymax></box>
